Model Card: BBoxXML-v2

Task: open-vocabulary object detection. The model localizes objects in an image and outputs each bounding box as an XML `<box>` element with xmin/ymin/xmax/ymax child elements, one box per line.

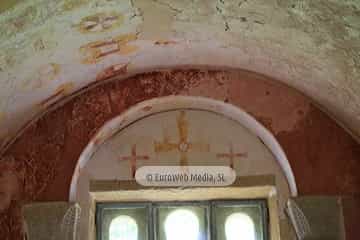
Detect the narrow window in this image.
<box><xmin>109</xmin><ymin>215</ymin><xmax>138</xmax><ymax>240</ymax></box>
<box><xmin>225</xmin><ymin>213</ymin><xmax>255</xmax><ymax>240</ymax></box>
<box><xmin>164</xmin><ymin>209</ymin><xmax>200</xmax><ymax>240</ymax></box>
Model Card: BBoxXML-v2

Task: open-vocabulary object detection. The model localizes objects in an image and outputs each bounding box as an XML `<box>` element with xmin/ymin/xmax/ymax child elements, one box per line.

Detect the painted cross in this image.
<box><xmin>217</xmin><ymin>144</ymin><xmax>248</xmax><ymax>169</ymax></box>
<box><xmin>154</xmin><ymin>111</ymin><xmax>210</xmax><ymax>165</ymax></box>
<box><xmin>119</xmin><ymin>144</ymin><xmax>149</xmax><ymax>178</ymax></box>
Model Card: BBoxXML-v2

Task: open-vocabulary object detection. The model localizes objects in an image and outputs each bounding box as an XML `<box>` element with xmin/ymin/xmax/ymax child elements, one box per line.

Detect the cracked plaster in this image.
<box><xmin>0</xmin><ymin>0</ymin><xmax>358</xmax><ymax>148</ymax></box>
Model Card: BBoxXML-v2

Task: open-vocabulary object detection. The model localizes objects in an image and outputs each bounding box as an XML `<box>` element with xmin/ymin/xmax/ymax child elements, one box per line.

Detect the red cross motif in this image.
<box><xmin>118</xmin><ymin>144</ymin><xmax>149</xmax><ymax>178</ymax></box>
<box><xmin>217</xmin><ymin>144</ymin><xmax>248</xmax><ymax>169</ymax></box>
<box><xmin>154</xmin><ymin>111</ymin><xmax>210</xmax><ymax>166</ymax></box>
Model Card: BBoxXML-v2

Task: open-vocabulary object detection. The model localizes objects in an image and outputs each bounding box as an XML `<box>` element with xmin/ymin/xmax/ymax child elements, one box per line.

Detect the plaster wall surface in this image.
<box><xmin>76</xmin><ymin>109</ymin><xmax>290</xmax><ymax>239</ymax></box>
<box><xmin>0</xmin><ymin>0</ymin><xmax>359</xmax><ymax>147</ymax></box>
<box><xmin>0</xmin><ymin>69</ymin><xmax>359</xmax><ymax>239</ymax></box>
<box><xmin>0</xmin><ymin>0</ymin><xmax>360</xmax><ymax>239</ymax></box>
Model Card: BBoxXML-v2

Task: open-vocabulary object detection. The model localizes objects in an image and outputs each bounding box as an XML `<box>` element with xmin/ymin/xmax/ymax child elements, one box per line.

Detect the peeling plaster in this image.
<box><xmin>0</xmin><ymin>0</ymin><xmax>358</xmax><ymax>147</ymax></box>
<box><xmin>0</xmin><ymin>68</ymin><xmax>359</xmax><ymax>239</ymax></box>
<box><xmin>0</xmin><ymin>0</ymin><xmax>358</xmax><ymax>181</ymax></box>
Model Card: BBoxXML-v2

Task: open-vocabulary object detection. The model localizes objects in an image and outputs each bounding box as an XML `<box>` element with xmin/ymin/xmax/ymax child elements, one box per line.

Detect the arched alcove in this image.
<box><xmin>1</xmin><ymin>0</ymin><xmax>360</xmax><ymax>238</ymax></box>
<box><xmin>70</xmin><ymin>96</ymin><xmax>297</xmax><ymax>200</ymax></box>
<box><xmin>1</xmin><ymin>68</ymin><xmax>359</xmax><ymax>240</ymax></box>
<box><xmin>72</xmin><ymin>96</ymin><xmax>295</xmax><ymax>239</ymax></box>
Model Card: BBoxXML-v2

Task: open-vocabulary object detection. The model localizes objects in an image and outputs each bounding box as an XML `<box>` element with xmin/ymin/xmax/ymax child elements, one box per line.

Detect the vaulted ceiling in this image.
<box><xmin>0</xmin><ymin>0</ymin><xmax>359</xmax><ymax>148</ymax></box>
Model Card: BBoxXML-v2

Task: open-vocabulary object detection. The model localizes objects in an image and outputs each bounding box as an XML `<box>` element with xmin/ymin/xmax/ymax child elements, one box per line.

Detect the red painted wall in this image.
<box><xmin>0</xmin><ymin>69</ymin><xmax>359</xmax><ymax>239</ymax></box>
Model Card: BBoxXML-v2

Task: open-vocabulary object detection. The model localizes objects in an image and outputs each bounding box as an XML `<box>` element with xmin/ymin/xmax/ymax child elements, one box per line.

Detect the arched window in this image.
<box><xmin>97</xmin><ymin>200</ymin><xmax>268</xmax><ymax>240</ymax></box>
<box><xmin>164</xmin><ymin>209</ymin><xmax>200</xmax><ymax>240</ymax></box>
<box><xmin>225</xmin><ymin>213</ymin><xmax>256</xmax><ymax>240</ymax></box>
<box><xmin>109</xmin><ymin>215</ymin><xmax>138</xmax><ymax>240</ymax></box>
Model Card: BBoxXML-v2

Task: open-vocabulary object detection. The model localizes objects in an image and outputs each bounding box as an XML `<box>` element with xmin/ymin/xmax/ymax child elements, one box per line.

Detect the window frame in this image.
<box><xmin>211</xmin><ymin>200</ymin><xmax>269</xmax><ymax>240</ymax></box>
<box><xmin>88</xmin><ymin>180</ymin><xmax>281</xmax><ymax>240</ymax></box>
<box><xmin>96</xmin><ymin>199</ymin><xmax>269</xmax><ymax>240</ymax></box>
<box><xmin>96</xmin><ymin>202</ymin><xmax>153</xmax><ymax>240</ymax></box>
<box><xmin>153</xmin><ymin>201</ymin><xmax>211</xmax><ymax>240</ymax></box>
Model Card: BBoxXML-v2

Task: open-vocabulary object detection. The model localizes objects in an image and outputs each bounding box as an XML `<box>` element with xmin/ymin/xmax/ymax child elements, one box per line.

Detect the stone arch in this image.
<box><xmin>69</xmin><ymin>96</ymin><xmax>298</xmax><ymax>200</ymax></box>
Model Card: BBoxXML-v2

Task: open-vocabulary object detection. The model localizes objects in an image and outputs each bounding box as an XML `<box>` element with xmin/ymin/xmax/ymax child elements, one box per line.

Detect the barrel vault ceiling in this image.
<box><xmin>0</xmin><ymin>0</ymin><xmax>359</xmax><ymax>147</ymax></box>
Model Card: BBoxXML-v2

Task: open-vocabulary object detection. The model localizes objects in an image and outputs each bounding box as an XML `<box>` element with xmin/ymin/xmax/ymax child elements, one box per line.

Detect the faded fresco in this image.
<box><xmin>0</xmin><ymin>0</ymin><xmax>359</xmax><ymax>149</ymax></box>
<box><xmin>80</xmin><ymin>110</ymin><xmax>288</xmax><ymax>181</ymax></box>
<box><xmin>0</xmin><ymin>0</ymin><xmax>359</xmax><ymax>239</ymax></box>
<box><xmin>76</xmin><ymin>109</ymin><xmax>291</xmax><ymax>239</ymax></box>
<box><xmin>0</xmin><ymin>68</ymin><xmax>359</xmax><ymax>239</ymax></box>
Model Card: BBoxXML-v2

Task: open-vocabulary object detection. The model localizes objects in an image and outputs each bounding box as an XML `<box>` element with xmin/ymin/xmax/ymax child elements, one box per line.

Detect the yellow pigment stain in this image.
<box><xmin>114</xmin><ymin>33</ymin><xmax>138</xmax><ymax>45</ymax></box>
<box><xmin>56</xmin><ymin>82</ymin><xmax>74</xmax><ymax>95</ymax></box>
<box><xmin>96</xmin><ymin>63</ymin><xmax>129</xmax><ymax>81</ymax></box>
<box><xmin>77</xmin><ymin>12</ymin><xmax>124</xmax><ymax>33</ymax></box>
<box><xmin>154</xmin><ymin>111</ymin><xmax>209</xmax><ymax>166</ymax></box>
<box><xmin>38</xmin><ymin>82</ymin><xmax>75</xmax><ymax>107</ymax></box>
<box><xmin>79</xmin><ymin>33</ymin><xmax>138</xmax><ymax>64</ymax></box>
<box><xmin>118</xmin><ymin>45</ymin><xmax>139</xmax><ymax>55</ymax></box>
